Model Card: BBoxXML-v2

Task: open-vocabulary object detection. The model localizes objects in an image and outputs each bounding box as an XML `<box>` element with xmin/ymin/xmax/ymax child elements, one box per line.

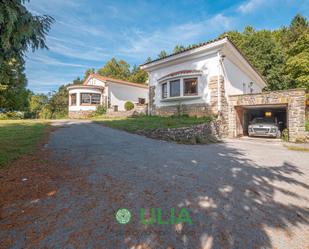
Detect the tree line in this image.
<box><xmin>28</xmin><ymin>59</ymin><xmax>149</xmax><ymax>119</ymax></box>
<box><xmin>0</xmin><ymin>1</ymin><xmax>308</xmax><ymax>119</ymax></box>
<box><xmin>157</xmin><ymin>14</ymin><xmax>309</xmax><ymax>91</ymax></box>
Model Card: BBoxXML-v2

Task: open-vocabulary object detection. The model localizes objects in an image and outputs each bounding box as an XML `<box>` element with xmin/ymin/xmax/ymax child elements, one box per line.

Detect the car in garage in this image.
<box><xmin>248</xmin><ymin>117</ymin><xmax>281</xmax><ymax>138</ymax></box>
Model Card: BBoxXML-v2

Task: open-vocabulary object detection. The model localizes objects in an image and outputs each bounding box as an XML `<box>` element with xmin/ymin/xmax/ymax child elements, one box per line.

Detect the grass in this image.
<box><xmin>0</xmin><ymin>120</ymin><xmax>49</xmax><ymax>167</ymax></box>
<box><xmin>306</xmin><ymin>119</ymin><xmax>309</xmax><ymax>132</ymax></box>
<box><xmin>94</xmin><ymin>115</ymin><xmax>213</xmax><ymax>132</ymax></box>
<box><xmin>284</xmin><ymin>144</ymin><xmax>309</xmax><ymax>152</ymax></box>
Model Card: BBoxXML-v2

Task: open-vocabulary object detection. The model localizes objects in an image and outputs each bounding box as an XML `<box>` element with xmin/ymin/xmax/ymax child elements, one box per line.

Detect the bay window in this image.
<box><xmin>160</xmin><ymin>76</ymin><xmax>199</xmax><ymax>100</ymax></box>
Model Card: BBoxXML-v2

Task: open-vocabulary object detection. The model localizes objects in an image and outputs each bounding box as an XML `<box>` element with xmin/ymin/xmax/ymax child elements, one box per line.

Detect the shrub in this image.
<box><xmin>0</xmin><ymin>111</ymin><xmax>24</xmax><ymax>120</ymax></box>
<box><xmin>95</xmin><ymin>105</ymin><xmax>107</xmax><ymax>115</ymax></box>
<box><xmin>89</xmin><ymin>105</ymin><xmax>107</xmax><ymax>118</ymax></box>
<box><xmin>281</xmin><ymin>129</ymin><xmax>289</xmax><ymax>142</ymax></box>
<box><xmin>39</xmin><ymin>106</ymin><xmax>52</xmax><ymax>119</ymax></box>
<box><xmin>125</xmin><ymin>101</ymin><xmax>134</xmax><ymax>111</ymax></box>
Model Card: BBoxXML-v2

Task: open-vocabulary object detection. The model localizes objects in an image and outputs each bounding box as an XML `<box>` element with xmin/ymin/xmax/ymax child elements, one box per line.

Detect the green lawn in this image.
<box><xmin>94</xmin><ymin>115</ymin><xmax>213</xmax><ymax>132</ymax></box>
<box><xmin>0</xmin><ymin>120</ymin><xmax>49</xmax><ymax>167</ymax></box>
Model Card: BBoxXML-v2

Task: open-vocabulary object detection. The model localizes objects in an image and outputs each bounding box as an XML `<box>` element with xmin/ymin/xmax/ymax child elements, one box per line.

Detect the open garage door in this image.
<box><xmin>235</xmin><ymin>105</ymin><xmax>287</xmax><ymax>137</ymax></box>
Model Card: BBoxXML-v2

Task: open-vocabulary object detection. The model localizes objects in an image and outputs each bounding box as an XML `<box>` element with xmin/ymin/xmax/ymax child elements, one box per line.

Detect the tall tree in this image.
<box><xmin>145</xmin><ymin>57</ymin><xmax>152</xmax><ymax>63</ymax></box>
<box><xmin>84</xmin><ymin>68</ymin><xmax>95</xmax><ymax>80</ymax></box>
<box><xmin>158</xmin><ymin>50</ymin><xmax>168</xmax><ymax>59</ymax></box>
<box><xmin>173</xmin><ymin>45</ymin><xmax>185</xmax><ymax>54</ymax></box>
<box><xmin>280</xmin><ymin>14</ymin><xmax>309</xmax><ymax>49</ymax></box>
<box><xmin>129</xmin><ymin>65</ymin><xmax>148</xmax><ymax>83</ymax></box>
<box><xmin>285</xmin><ymin>32</ymin><xmax>309</xmax><ymax>90</ymax></box>
<box><xmin>97</xmin><ymin>58</ymin><xmax>130</xmax><ymax>80</ymax></box>
<box><xmin>0</xmin><ymin>0</ymin><xmax>53</xmax><ymax>110</ymax></box>
<box><xmin>223</xmin><ymin>26</ymin><xmax>288</xmax><ymax>90</ymax></box>
<box><xmin>72</xmin><ymin>77</ymin><xmax>83</xmax><ymax>85</ymax></box>
<box><xmin>46</xmin><ymin>85</ymin><xmax>68</xmax><ymax>118</ymax></box>
<box><xmin>29</xmin><ymin>93</ymin><xmax>48</xmax><ymax>118</ymax></box>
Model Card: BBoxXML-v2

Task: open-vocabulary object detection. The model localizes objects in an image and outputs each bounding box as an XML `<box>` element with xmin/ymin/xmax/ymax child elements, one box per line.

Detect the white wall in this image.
<box><xmin>68</xmin><ymin>88</ymin><xmax>103</xmax><ymax>112</ymax></box>
<box><xmin>108</xmin><ymin>83</ymin><xmax>148</xmax><ymax>111</ymax></box>
<box><xmin>87</xmin><ymin>78</ymin><xmax>105</xmax><ymax>87</ymax></box>
<box><xmin>148</xmin><ymin>52</ymin><xmax>220</xmax><ymax>107</ymax></box>
<box><xmin>222</xmin><ymin>58</ymin><xmax>263</xmax><ymax>95</ymax></box>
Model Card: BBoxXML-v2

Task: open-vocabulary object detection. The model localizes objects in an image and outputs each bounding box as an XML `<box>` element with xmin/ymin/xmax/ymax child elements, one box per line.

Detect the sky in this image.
<box><xmin>25</xmin><ymin>0</ymin><xmax>309</xmax><ymax>93</ymax></box>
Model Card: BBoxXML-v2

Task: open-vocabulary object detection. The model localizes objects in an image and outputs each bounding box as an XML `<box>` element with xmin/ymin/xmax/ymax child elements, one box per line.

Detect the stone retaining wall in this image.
<box><xmin>136</xmin><ymin>120</ymin><xmax>222</xmax><ymax>144</ymax></box>
<box><xmin>153</xmin><ymin>103</ymin><xmax>214</xmax><ymax>117</ymax></box>
<box><xmin>69</xmin><ymin>110</ymin><xmax>93</xmax><ymax>119</ymax></box>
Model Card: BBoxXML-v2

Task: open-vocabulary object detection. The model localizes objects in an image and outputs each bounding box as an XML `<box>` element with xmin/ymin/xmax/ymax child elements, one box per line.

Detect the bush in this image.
<box><xmin>95</xmin><ymin>105</ymin><xmax>107</xmax><ymax>115</ymax></box>
<box><xmin>125</xmin><ymin>101</ymin><xmax>134</xmax><ymax>111</ymax></box>
<box><xmin>0</xmin><ymin>111</ymin><xmax>24</xmax><ymax>120</ymax></box>
<box><xmin>281</xmin><ymin>129</ymin><xmax>289</xmax><ymax>142</ymax></box>
<box><xmin>38</xmin><ymin>106</ymin><xmax>53</xmax><ymax>119</ymax></box>
<box><xmin>90</xmin><ymin>105</ymin><xmax>107</xmax><ymax>118</ymax></box>
<box><xmin>306</xmin><ymin>120</ymin><xmax>309</xmax><ymax>132</ymax></box>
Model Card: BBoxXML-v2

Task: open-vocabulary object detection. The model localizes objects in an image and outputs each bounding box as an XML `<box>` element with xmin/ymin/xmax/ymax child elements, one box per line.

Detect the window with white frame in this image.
<box><xmin>81</xmin><ymin>93</ymin><xmax>91</xmax><ymax>104</ymax></box>
<box><xmin>81</xmin><ymin>93</ymin><xmax>101</xmax><ymax>105</ymax></box>
<box><xmin>91</xmin><ymin>93</ymin><xmax>101</xmax><ymax>104</ymax></box>
<box><xmin>184</xmin><ymin>78</ymin><xmax>198</xmax><ymax>96</ymax></box>
<box><xmin>169</xmin><ymin>79</ymin><xmax>180</xmax><ymax>97</ymax></box>
<box><xmin>70</xmin><ymin>93</ymin><xmax>76</xmax><ymax>106</ymax></box>
<box><xmin>160</xmin><ymin>76</ymin><xmax>199</xmax><ymax>100</ymax></box>
<box><xmin>162</xmin><ymin>83</ymin><xmax>167</xmax><ymax>99</ymax></box>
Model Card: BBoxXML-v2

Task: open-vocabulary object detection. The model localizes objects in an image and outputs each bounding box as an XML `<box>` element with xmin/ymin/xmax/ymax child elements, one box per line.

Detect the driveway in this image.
<box><xmin>1</xmin><ymin>120</ymin><xmax>309</xmax><ymax>249</ymax></box>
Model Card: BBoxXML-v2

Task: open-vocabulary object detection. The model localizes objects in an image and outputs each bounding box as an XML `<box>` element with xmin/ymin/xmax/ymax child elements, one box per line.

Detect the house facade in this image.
<box><xmin>141</xmin><ymin>37</ymin><xmax>307</xmax><ymax>141</ymax></box>
<box><xmin>67</xmin><ymin>74</ymin><xmax>148</xmax><ymax>118</ymax></box>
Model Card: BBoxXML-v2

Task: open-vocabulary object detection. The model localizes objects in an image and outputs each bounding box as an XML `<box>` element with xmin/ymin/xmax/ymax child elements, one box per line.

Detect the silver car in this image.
<box><xmin>248</xmin><ymin>117</ymin><xmax>281</xmax><ymax>138</ymax></box>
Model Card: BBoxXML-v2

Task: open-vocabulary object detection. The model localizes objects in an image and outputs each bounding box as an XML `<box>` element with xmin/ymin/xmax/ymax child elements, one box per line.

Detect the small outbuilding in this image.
<box><xmin>67</xmin><ymin>74</ymin><xmax>148</xmax><ymax>118</ymax></box>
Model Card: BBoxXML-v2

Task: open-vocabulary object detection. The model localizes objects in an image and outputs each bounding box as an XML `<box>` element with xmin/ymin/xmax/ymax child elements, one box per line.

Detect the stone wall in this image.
<box><xmin>69</xmin><ymin>105</ymin><xmax>148</xmax><ymax>119</ymax></box>
<box><xmin>228</xmin><ymin>89</ymin><xmax>307</xmax><ymax>142</ymax></box>
<box><xmin>69</xmin><ymin>110</ymin><xmax>93</xmax><ymax>119</ymax></box>
<box><xmin>136</xmin><ymin>120</ymin><xmax>222</xmax><ymax>144</ymax></box>
<box><xmin>209</xmin><ymin>75</ymin><xmax>229</xmax><ymax>136</ymax></box>
<box><xmin>148</xmin><ymin>86</ymin><xmax>156</xmax><ymax>115</ymax></box>
<box><xmin>153</xmin><ymin>103</ymin><xmax>213</xmax><ymax>117</ymax></box>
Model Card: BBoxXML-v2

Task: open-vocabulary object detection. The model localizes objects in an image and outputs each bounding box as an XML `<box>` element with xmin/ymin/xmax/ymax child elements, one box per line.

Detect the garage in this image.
<box><xmin>235</xmin><ymin>105</ymin><xmax>287</xmax><ymax>138</ymax></box>
<box><xmin>228</xmin><ymin>89</ymin><xmax>306</xmax><ymax>141</ymax></box>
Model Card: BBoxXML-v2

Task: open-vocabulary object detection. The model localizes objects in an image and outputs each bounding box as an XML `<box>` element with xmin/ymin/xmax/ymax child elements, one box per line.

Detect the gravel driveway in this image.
<box><xmin>1</xmin><ymin>120</ymin><xmax>309</xmax><ymax>249</ymax></box>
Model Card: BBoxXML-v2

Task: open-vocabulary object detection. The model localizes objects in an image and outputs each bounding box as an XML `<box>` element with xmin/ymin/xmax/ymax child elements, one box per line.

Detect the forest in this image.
<box><xmin>0</xmin><ymin>0</ymin><xmax>308</xmax><ymax>119</ymax></box>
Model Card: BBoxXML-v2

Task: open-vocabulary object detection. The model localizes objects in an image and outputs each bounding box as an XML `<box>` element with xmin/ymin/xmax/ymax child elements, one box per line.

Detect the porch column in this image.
<box><xmin>76</xmin><ymin>92</ymin><xmax>81</xmax><ymax>107</ymax></box>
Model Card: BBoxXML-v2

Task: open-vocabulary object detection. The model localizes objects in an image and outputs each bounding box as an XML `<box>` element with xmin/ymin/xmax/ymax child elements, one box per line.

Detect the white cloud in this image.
<box><xmin>237</xmin><ymin>0</ymin><xmax>267</xmax><ymax>14</ymax></box>
<box><xmin>118</xmin><ymin>13</ymin><xmax>232</xmax><ymax>59</ymax></box>
<box><xmin>46</xmin><ymin>38</ymin><xmax>109</xmax><ymax>62</ymax></box>
<box><xmin>29</xmin><ymin>54</ymin><xmax>90</xmax><ymax>68</ymax></box>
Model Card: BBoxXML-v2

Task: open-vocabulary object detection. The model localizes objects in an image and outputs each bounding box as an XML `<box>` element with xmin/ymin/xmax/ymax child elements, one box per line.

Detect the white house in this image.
<box><xmin>140</xmin><ymin>36</ymin><xmax>307</xmax><ymax>141</ymax></box>
<box><xmin>140</xmin><ymin>36</ymin><xmax>266</xmax><ymax>116</ymax></box>
<box><xmin>67</xmin><ymin>74</ymin><xmax>148</xmax><ymax>118</ymax></box>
